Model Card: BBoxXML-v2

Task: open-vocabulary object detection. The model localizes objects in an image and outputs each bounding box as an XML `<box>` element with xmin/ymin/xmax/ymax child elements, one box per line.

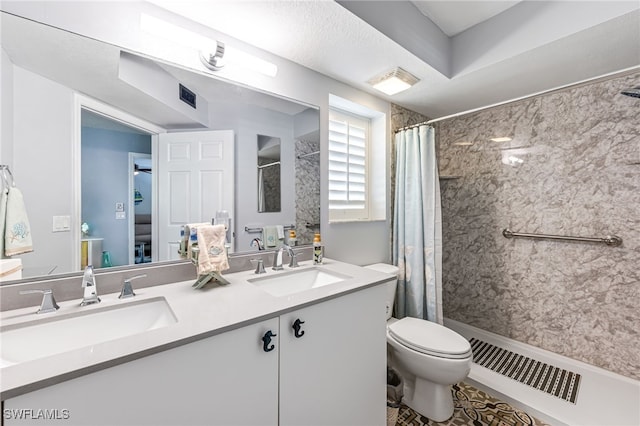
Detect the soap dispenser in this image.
<box><xmin>313</xmin><ymin>233</ymin><xmax>323</xmax><ymax>265</ymax></box>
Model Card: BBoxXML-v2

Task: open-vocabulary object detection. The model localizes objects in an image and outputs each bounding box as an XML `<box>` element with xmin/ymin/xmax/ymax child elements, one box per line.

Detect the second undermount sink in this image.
<box><xmin>248</xmin><ymin>267</ymin><xmax>352</xmax><ymax>297</ymax></box>
<box><xmin>0</xmin><ymin>297</ymin><xmax>176</xmax><ymax>366</ymax></box>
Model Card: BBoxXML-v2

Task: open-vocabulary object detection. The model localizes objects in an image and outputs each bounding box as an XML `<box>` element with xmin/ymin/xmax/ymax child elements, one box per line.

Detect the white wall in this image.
<box><xmin>12</xmin><ymin>66</ymin><xmax>75</xmax><ymax>275</ymax></box>
<box><xmin>2</xmin><ymin>1</ymin><xmax>393</xmax><ymax>265</ymax></box>
<box><xmin>1</xmin><ymin>47</ymin><xmax>14</xmax><ymax>166</ymax></box>
<box><xmin>206</xmin><ymin>102</ymin><xmax>296</xmax><ymax>252</ymax></box>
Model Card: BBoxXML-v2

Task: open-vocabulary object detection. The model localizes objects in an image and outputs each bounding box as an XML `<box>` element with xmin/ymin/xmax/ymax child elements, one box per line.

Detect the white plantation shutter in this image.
<box><xmin>329</xmin><ymin>109</ymin><xmax>370</xmax><ymax>220</ymax></box>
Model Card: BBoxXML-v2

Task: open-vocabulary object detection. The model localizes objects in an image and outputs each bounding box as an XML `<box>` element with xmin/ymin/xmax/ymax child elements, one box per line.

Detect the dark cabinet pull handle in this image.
<box><xmin>292</xmin><ymin>319</ymin><xmax>305</xmax><ymax>338</ymax></box>
<box><xmin>262</xmin><ymin>330</ymin><xmax>277</xmax><ymax>352</ymax></box>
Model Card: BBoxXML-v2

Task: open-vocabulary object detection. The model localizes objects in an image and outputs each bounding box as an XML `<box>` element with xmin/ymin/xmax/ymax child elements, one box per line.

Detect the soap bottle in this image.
<box><xmin>288</xmin><ymin>230</ymin><xmax>297</xmax><ymax>246</ymax></box>
<box><xmin>313</xmin><ymin>233</ymin><xmax>323</xmax><ymax>265</ymax></box>
<box><xmin>178</xmin><ymin>226</ymin><xmax>186</xmax><ymax>258</ymax></box>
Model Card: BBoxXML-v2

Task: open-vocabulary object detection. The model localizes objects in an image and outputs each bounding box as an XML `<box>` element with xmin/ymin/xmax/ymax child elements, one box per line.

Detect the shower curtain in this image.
<box><xmin>258</xmin><ymin>168</ymin><xmax>266</xmax><ymax>213</ymax></box>
<box><xmin>392</xmin><ymin>125</ymin><xmax>443</xmax><ymax>324</ymax></box>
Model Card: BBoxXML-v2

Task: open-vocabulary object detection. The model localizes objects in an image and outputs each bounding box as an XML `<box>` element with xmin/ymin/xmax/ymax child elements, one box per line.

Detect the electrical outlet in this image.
<box><xmin>115</xmin><ymin>202</ymin><xmax>124</xmax><ymax>212</ymax></box>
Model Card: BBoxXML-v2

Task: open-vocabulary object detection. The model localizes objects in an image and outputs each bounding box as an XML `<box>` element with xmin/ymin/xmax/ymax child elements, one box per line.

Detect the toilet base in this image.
<box><xmin>403</xmin><ymin>377</ymin><xmax>454</xmax><ymax>422</ymax></box>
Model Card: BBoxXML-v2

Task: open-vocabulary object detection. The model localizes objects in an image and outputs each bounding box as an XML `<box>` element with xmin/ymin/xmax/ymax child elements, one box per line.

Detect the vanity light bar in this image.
<box><xmin>140</xmin><ymin>13</ymin><xmax>277</xmax><ymax>77</ymax></box>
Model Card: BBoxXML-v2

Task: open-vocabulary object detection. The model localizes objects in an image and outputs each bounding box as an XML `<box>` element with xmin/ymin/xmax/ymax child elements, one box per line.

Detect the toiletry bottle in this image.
<box><xmin>288</xmin><ymin>230</ymin><xmax>297</xmax><ymax>246</ymax></box>
<box><xmin>190</xmin><ymin>228</ymin><xmax>198</xmax><ymax>263</ymax></box>
<box><xmin>313</xmin><ymin>233</ymin><xmax>323</xmax><ymax>264</ymax></box>
<box><xmin>179</xmin><ymin>226</ymin><xmax>186</xmax><ymax>258</ymax></box>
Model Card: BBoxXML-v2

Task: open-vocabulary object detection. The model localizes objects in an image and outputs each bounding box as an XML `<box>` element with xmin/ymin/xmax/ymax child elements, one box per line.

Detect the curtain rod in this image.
<box><xmin>257</xmin><ymin>161</ymin><xmax>280</xmax><ymax>169</ymax></box>
<box><xmin>394</xmin><ymin>120</ymin><xmax>435</xmax><ymax>133</ymax></box>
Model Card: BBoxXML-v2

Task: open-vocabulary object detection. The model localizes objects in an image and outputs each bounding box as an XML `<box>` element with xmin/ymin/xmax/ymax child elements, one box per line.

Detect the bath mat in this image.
<box><xmin>469</xmin><ymin>338</ymin><xmax>581</xmax><ymax>404</ymax></box>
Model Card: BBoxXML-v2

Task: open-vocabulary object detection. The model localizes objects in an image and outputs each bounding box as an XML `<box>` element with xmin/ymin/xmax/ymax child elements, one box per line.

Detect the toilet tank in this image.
<box><xmin>364</xmin><ymin>263</ymin><xmax>399</xmax><ymax>320</ymax></box>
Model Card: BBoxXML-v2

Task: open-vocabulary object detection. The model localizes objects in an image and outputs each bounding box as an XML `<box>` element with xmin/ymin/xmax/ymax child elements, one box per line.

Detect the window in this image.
<box><xmin>328</xmin><ymin>109</ymin><xmax>370</xmax><ymax>221</ymax></box>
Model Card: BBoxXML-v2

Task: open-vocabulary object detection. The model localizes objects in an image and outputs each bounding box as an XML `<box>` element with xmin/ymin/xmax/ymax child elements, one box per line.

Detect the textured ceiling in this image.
<box><xmin>149</xmin><ymin>1</ymin><xmax>640</xmax><ymax>118</ymax></box>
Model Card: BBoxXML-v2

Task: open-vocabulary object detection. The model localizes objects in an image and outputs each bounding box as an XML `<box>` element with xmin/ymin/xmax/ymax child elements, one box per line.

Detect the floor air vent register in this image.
<box><xmin>469</xmin><ymin>338</ymin><xmax>581</xmax><ymax>404</ymax></box>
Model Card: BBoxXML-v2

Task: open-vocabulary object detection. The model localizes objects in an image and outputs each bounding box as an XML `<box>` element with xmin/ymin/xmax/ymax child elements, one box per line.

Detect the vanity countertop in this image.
<box><xmin>0</xmin><ymin>259</ymin><xmax>392</xmax><ymax>400</ymax></box>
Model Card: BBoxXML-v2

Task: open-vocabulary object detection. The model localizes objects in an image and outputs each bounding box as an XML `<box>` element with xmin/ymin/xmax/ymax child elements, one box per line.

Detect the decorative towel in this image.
<box><xmin>4</xmin><ymin>187</ymin><xmax>33</xmax><ymax>256</ymax></box>
<box><xmin>263</xmin><ymin>225</ymin><xmax>282</xmax><ymax>248</ymax></box>
<box><xmin>184</xmin><ymin>222</ymin><xmax>209</xmax><ymax>260</ymax></box>
<box><xmin>196</xmin><ymin>224</ymin><xmax>229</xmax><ymax>275</ymax></box>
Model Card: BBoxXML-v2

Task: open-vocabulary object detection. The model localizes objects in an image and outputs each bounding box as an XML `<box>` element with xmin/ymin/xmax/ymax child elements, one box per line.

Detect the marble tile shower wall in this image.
<box><xmin>435</xmin><ymin>72</ymin><xmax>640</xmax><ymax>380</ymax></box>
<box><xmin>295</xmin><ymin>139</ymin><xmax>320</xmax><ymax>244</ymax></box>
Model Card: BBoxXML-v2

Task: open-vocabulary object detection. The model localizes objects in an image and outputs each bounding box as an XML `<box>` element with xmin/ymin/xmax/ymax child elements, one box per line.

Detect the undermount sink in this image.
<box><xmin>248</xmin><ymin>267</ymin><xmax>352</xmax><ymax>297</ymax></box>
<box><xmin>0</xmin><ymin>297</ymin><xmax>176</xmax><ymax>366</ymax></box>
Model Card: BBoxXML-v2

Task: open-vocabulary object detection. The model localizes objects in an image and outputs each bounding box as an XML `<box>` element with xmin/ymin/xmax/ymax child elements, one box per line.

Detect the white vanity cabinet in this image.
<box><xmin>3</xmin><ymin>282</ymin><xmax>387</xmax><ymax>426</ymax></box>
<box><xmin>4</xmin><ymin>318</ymin><xmax>280</xmax><ymax>426</ymax></box>
<box><xmin>279</xmin><ymin>284</ymin><xmax>387</xmax><ymax>426</ymax></box>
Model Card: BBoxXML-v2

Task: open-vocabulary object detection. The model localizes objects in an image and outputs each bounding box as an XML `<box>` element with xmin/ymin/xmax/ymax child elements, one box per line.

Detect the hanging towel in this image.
<box><xmin>196</xmin><ymin>224</ymin><xmax>229</xmax><ymax>275</ymax></box>
<box><xmin>4</xmin><ymin>187</ymin><xmax>33</xmax><ymax>256</ymax></box>
<box><xmin>263</xmin><ymin>225</ymin><xmax>283</xmax><ymax>248</ymax></box>
<box><xmin>184</xmin><ymin>222</ymin><xmax>210</xmax><ymax>260</ymax></box>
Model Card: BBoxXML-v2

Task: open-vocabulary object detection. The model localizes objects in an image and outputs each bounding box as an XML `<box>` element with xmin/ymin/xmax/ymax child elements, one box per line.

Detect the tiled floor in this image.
<box><xmin>387</xmin><ymin>382</ymin><xmax>550</xmax><ymax>426</ymax></box>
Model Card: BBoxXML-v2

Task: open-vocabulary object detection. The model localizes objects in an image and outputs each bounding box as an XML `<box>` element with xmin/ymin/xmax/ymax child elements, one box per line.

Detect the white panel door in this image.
<box><xmin>158</xmin><ymin>130</ymin><xmax>234</xmax><ymax>260</ymax></box>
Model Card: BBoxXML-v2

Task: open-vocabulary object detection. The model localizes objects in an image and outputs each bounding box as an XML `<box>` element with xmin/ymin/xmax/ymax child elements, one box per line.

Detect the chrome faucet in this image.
<box><xmin>80</xmin><ymin>265</ymin><xmax>100</xmax><ymax>306</ymax></box>
<box><xmin>273</xmin><ymin>245</ymin><xmax>298</xmax><ymax>271</ymax></box>
<box><xmin>19</xmin><ymin>289</ymin><xmax>60</xmax><ymax>314</ymax></box>
<box><xmin>119</xmin><ymin>274</ymin><xmax>147</xmax><ymax>299</ymax></box>
<box><xmin>272</xmin><ymin>246</ymin><xmax>285</xmax><ymax>270</ymax></box>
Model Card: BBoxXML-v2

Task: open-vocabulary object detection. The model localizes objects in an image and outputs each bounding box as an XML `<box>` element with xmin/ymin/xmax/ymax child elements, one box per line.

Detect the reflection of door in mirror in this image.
<box><xmin>157</xmin><ymin>130</ymin><xmax>235</xmax><ymax>259</ymax></box>
<box><xmin>81</xmin><ymin>110</ymin><xmax>152</xmax><ymax>268</ymax></box>
<box><xmin>257</xmin><ymin>135</ymin><xmax>281</xmax><ymax>213</ymax></box>
<box><xmin>132</xmin><ymin>154</ymin><xmax>152</xmax><ymax>264</ymax></box>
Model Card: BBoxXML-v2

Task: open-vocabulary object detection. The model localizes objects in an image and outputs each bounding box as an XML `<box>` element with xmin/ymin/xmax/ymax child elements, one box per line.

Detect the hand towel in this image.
<box><xmin>196</xmin><ymin>224</ymin><xmax>229</xmax><ymax>275</ymax></box>
<box><xmin>263</xmin><ymin>225</ymin><xmax>279</xmax><ymax>248</ymax></box>
<box><xmin>276</xmin><ymin>225</ymin><xmax>284</xmax><ymax>240</ymax></box>
<box><xmin>184</xmin><ymin>222</ymin><xmax>209</xmax><ymax>260</ymax></box>
<box><xmin>4</xmin><ymin>187</ymin><xmax>33</xmax><ymax>256</ymax></box>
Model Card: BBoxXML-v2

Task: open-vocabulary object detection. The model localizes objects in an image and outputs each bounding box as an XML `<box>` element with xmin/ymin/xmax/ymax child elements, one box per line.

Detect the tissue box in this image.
<box><xmin>0</xmin><ymin>258</ymin><xmax>23</xmax><ymax>281</ymax></box>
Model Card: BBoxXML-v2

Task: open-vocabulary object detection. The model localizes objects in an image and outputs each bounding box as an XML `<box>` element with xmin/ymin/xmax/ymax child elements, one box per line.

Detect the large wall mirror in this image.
<box><xmin>0</xmin><ymin>12</ymin><xmax>320</xmax><ymax>283</ymax></box>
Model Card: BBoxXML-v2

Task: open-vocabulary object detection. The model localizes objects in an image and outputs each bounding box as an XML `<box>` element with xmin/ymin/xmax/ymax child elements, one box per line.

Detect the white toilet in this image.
<box><xmin>365</xmin><ymin>263</ymin><xmax>472</xmax><ymax>422</ymax></box>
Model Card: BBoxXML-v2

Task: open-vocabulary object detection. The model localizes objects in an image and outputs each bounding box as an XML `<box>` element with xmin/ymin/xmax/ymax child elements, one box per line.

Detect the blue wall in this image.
<box><xmin>81</xmin><ymin>127</ymin><xmax>151</xmax><ymax>267</ymax></box>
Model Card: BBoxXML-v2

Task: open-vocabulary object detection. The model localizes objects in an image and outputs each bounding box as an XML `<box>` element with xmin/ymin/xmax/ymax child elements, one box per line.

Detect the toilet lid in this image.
<box><xmin>388</xmin><ymin>317</ymin><xmax>472</xmax><ymax>359</ymax></box>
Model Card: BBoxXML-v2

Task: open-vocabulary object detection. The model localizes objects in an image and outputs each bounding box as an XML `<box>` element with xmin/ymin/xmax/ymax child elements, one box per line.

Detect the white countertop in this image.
<box><xmin>0</xmin><ymin>259</ymin><xmax>392</xmax><ymax>400</ymax></box>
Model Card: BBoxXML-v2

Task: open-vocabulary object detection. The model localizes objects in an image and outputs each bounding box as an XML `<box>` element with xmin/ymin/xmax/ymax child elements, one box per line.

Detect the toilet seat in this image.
<box><xmin>388</xmin><ymin>317</ymin><xmax>472</xmax><ymax>359</ymax></box>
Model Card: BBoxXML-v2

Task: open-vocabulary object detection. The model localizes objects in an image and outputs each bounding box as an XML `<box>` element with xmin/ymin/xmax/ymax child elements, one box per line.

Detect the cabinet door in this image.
<box><xmin>279</xmin><ymin>284</ymin><xmax>387</xmax><ymax>426</ymax></box>
<box><xmin>4</xmin><ymin>318</ymin><xmax>279</xmax><ymax>426</ymax></box>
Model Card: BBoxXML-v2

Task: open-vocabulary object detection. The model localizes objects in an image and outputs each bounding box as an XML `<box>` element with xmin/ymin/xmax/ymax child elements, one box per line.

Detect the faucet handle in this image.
<box><xmin>251</xmin><ymin>259</ymin><xmax>266</xmax><ymax>274</ymax></box>
<box><xmin>119</xmin><ymin>274</ymin><xmax>147</xmax><ymax>299</ymax></box>
<box><xmin>19</xmin><ymin>289</ymin><xmax>60</xmax><ymax>314</ymax></box>
<box><xmin>287</xmin><ymin>249</ymin><xmax>299</xmax><ymax>268</ymax></box>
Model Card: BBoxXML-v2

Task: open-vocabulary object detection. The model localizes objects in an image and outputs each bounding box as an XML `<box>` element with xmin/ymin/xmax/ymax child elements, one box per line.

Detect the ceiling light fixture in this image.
<box><xmin>490</xmin><ymin>137</ymin><xmax>512</xmax><ymax>142</ymax></box>
<box><xmin>368</xmin><ymin>67</ymin><xmax>419</xmax><ymax>95</ymax></box>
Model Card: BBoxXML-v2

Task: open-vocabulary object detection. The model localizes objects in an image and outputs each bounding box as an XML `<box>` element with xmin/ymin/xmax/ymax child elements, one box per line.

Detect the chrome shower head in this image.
<box><xmin>621</xmin><ymin>86</ymin><xmax>640</xmax><ymax>98</ymax></box>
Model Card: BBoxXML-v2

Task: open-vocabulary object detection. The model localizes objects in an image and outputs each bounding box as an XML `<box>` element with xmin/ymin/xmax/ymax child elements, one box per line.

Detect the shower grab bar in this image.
<box><xmin>245</xmin><ymin>224</ymin><xmax>295</xmax><ymax>234</ymax></box>
<box><xmin>502</xmin><ymin>228</ymin><xmax>622</xmax><ymax>247</ymax></box>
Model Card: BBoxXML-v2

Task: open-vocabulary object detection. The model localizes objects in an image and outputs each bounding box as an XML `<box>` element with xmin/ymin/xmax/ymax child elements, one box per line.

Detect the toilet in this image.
<box><xmin>365</xmin><ymin>263</ymin><xmax>472</xmax><ymax>422</ymax></box>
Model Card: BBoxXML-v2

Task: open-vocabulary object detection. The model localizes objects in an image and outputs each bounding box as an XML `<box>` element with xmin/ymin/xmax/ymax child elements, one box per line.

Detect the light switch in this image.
<box><xmin>52</xmin><ymin>215</ymin><xmax>71</xmax><ymax>232</ymax></box>
<box><xmin>115</xmin><ymin>212</ymin><xmax>126</xmax><ymax>220</ymax></box>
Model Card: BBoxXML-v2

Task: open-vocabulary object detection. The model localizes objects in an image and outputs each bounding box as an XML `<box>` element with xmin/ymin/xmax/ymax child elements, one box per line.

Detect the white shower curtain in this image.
<box><xmin>258</xmin><ymin>168</ymin><xmax>266</xmax><ymax>213</ymax></box>
<box><xmin>392</xmin><ymin>125</ymin><xmax>443</xmax><ymax>324</ymax></box>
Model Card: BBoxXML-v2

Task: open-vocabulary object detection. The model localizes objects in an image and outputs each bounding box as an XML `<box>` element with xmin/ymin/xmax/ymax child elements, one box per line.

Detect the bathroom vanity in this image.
<box><xmin>0</xmin><ymin>260</ymin><xmax>391</xmax><ymax>425</ymax></box>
